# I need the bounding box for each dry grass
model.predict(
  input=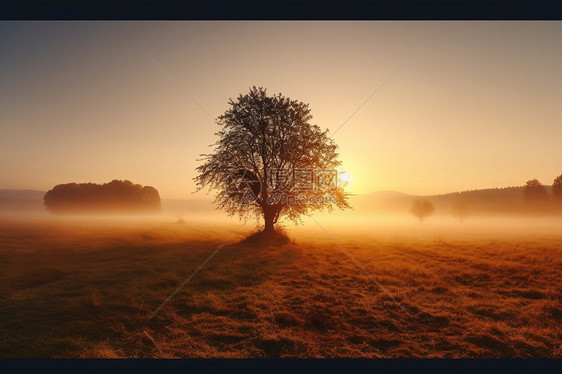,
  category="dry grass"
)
[0,215,560,358]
